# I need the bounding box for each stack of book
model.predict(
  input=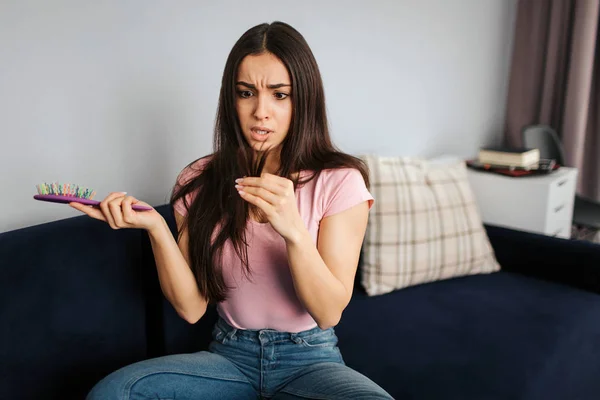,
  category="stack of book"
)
[477,146,540,168]
[467,146,557,177]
